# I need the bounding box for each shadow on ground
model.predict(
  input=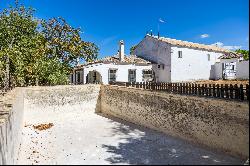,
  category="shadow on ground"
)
[97,113,244,165]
